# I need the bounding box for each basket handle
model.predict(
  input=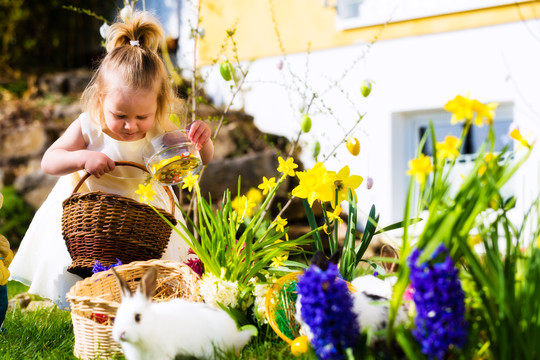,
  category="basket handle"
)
[72,160,175,215]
